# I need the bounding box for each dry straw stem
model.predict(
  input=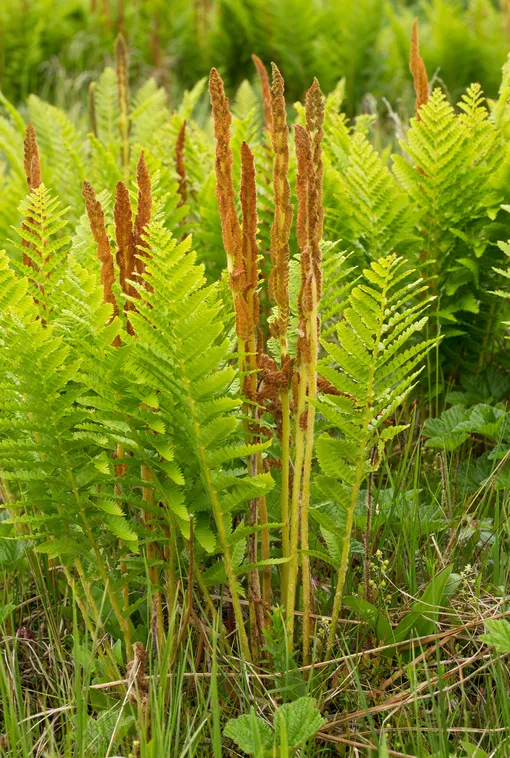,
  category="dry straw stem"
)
[133,150,152,281]
[286,79,324,664]
[115,34,130,176]
[269,63,293,600]
[410,18,429,118]
[252,54,273,132]
[209,68,242,275]
[82,180,118,317]
[175,120,188,207]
